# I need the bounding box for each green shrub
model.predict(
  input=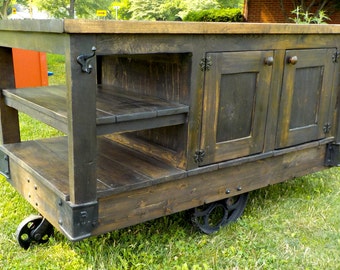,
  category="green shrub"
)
[183,8,244,22]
